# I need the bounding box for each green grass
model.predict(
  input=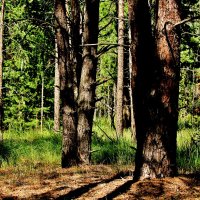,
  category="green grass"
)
[177,128,200,173]
[0,129,61,168]
[0,118,199,174]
